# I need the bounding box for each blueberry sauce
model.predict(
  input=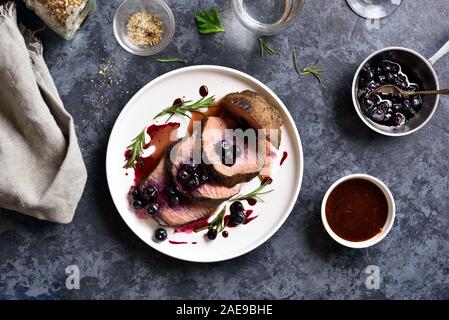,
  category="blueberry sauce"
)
[224,210,257,228]
[168,240,188,245]
[358,60,423,127]
[168,240,197,245]
[246,198,257,206]
[173,218,210,234]
[125,122,180,186]
[280,151,288,166]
